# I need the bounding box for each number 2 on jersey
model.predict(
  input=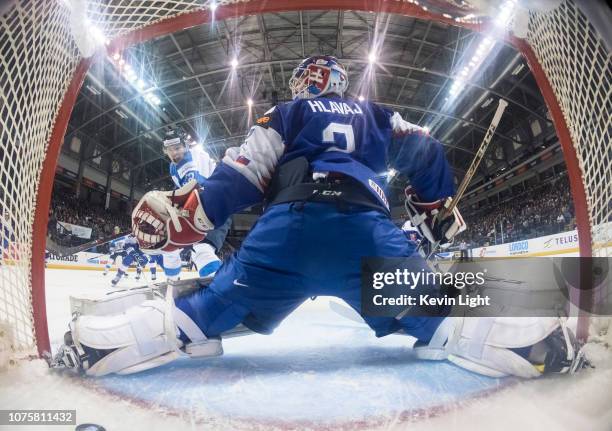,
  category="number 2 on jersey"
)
[322,122,355,153]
